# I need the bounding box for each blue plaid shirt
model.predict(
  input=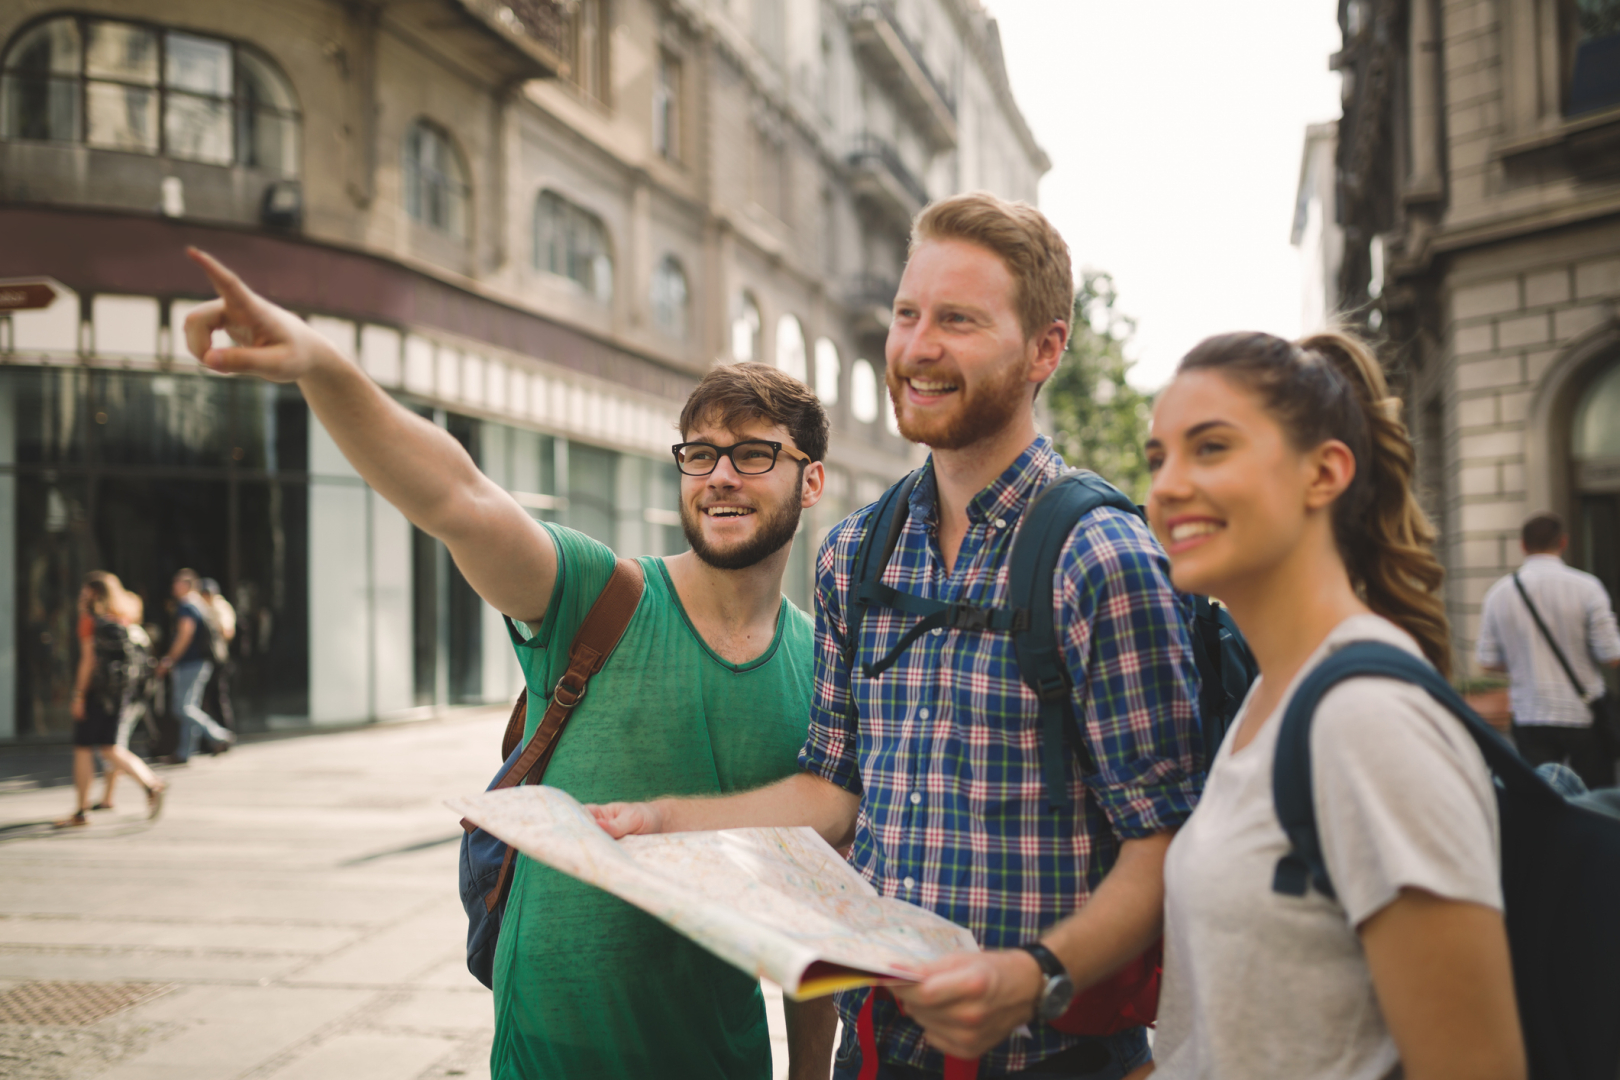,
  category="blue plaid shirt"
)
[799,436,1202,1074]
